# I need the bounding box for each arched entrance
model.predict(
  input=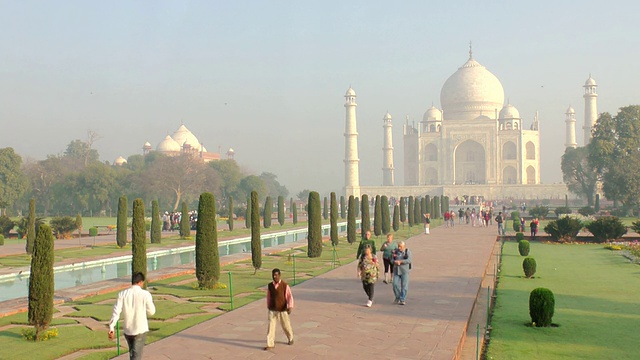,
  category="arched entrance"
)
[503,166,517,184]
[454,140,486,184]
